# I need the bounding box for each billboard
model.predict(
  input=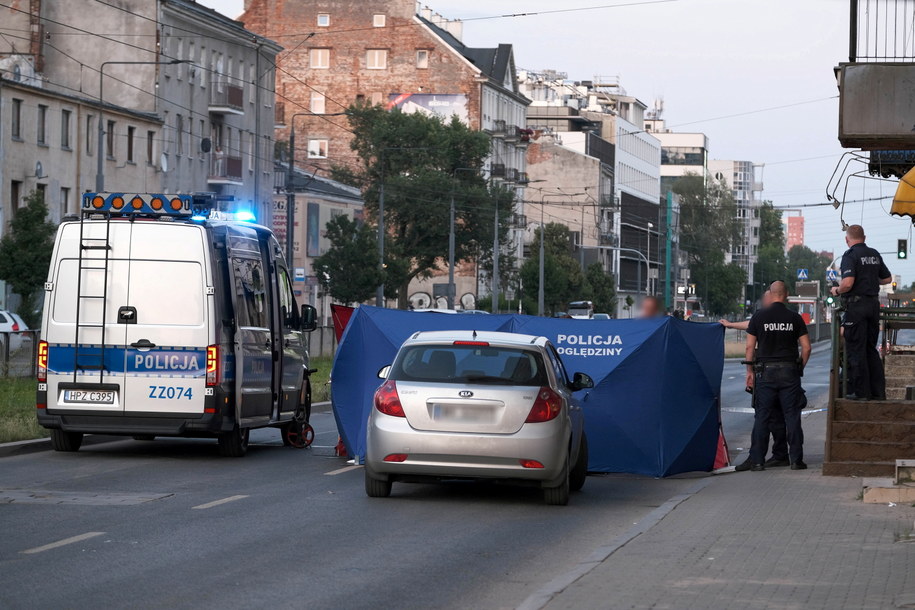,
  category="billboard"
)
[387,93,469,124]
